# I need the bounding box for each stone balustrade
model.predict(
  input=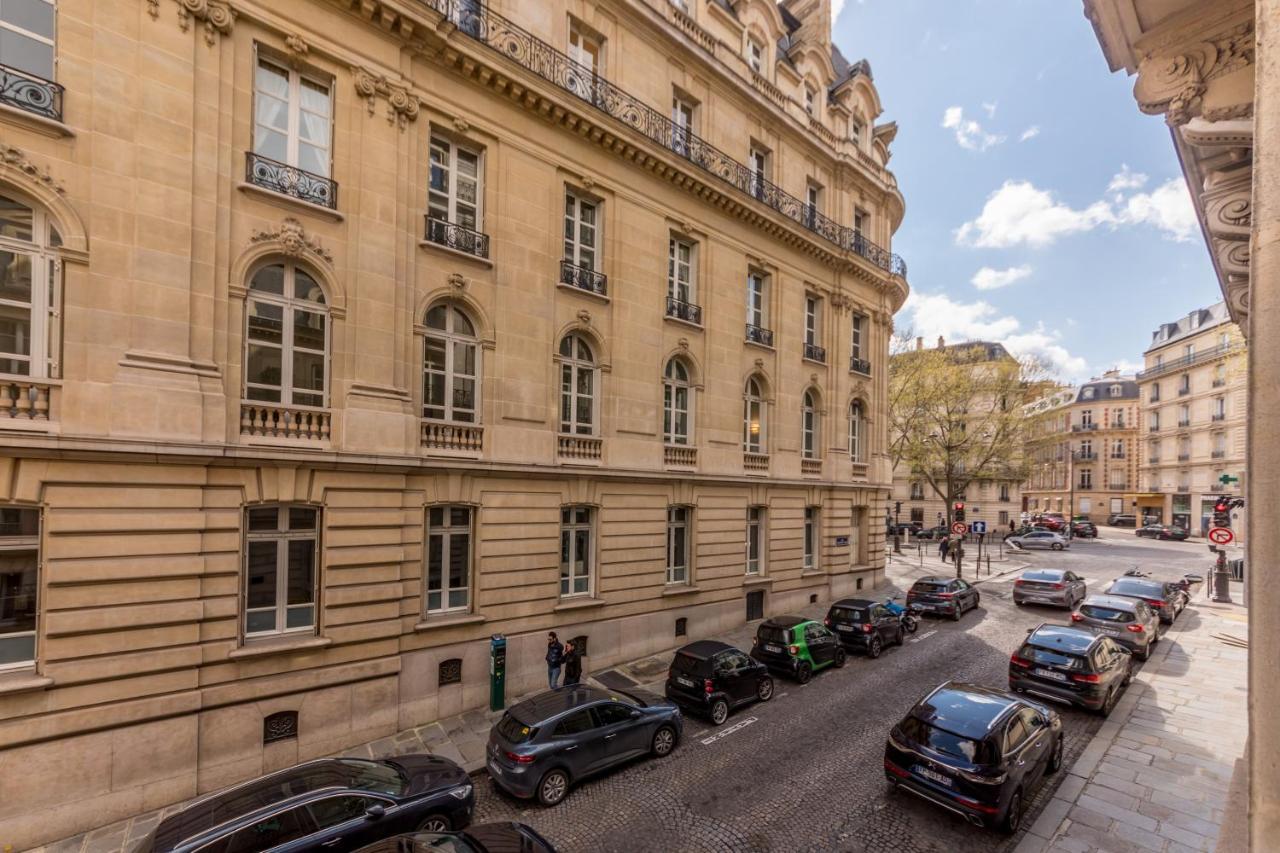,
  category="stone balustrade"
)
[558,435,603,461]
[744,452,770,473]
[664,445,697,468]
[801,457,822,476]
[240,402,331,441]
[851,461,869,481]
[421,421,484,453]
[0,378,54,423]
